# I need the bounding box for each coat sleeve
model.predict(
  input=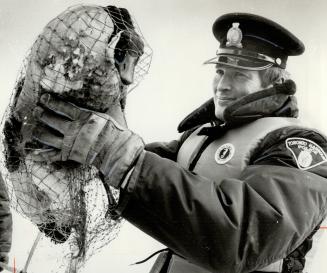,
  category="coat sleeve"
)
[144,140,180,161]
[0,173,12,254]
[144,129,195,160]
[117,127,327,273]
